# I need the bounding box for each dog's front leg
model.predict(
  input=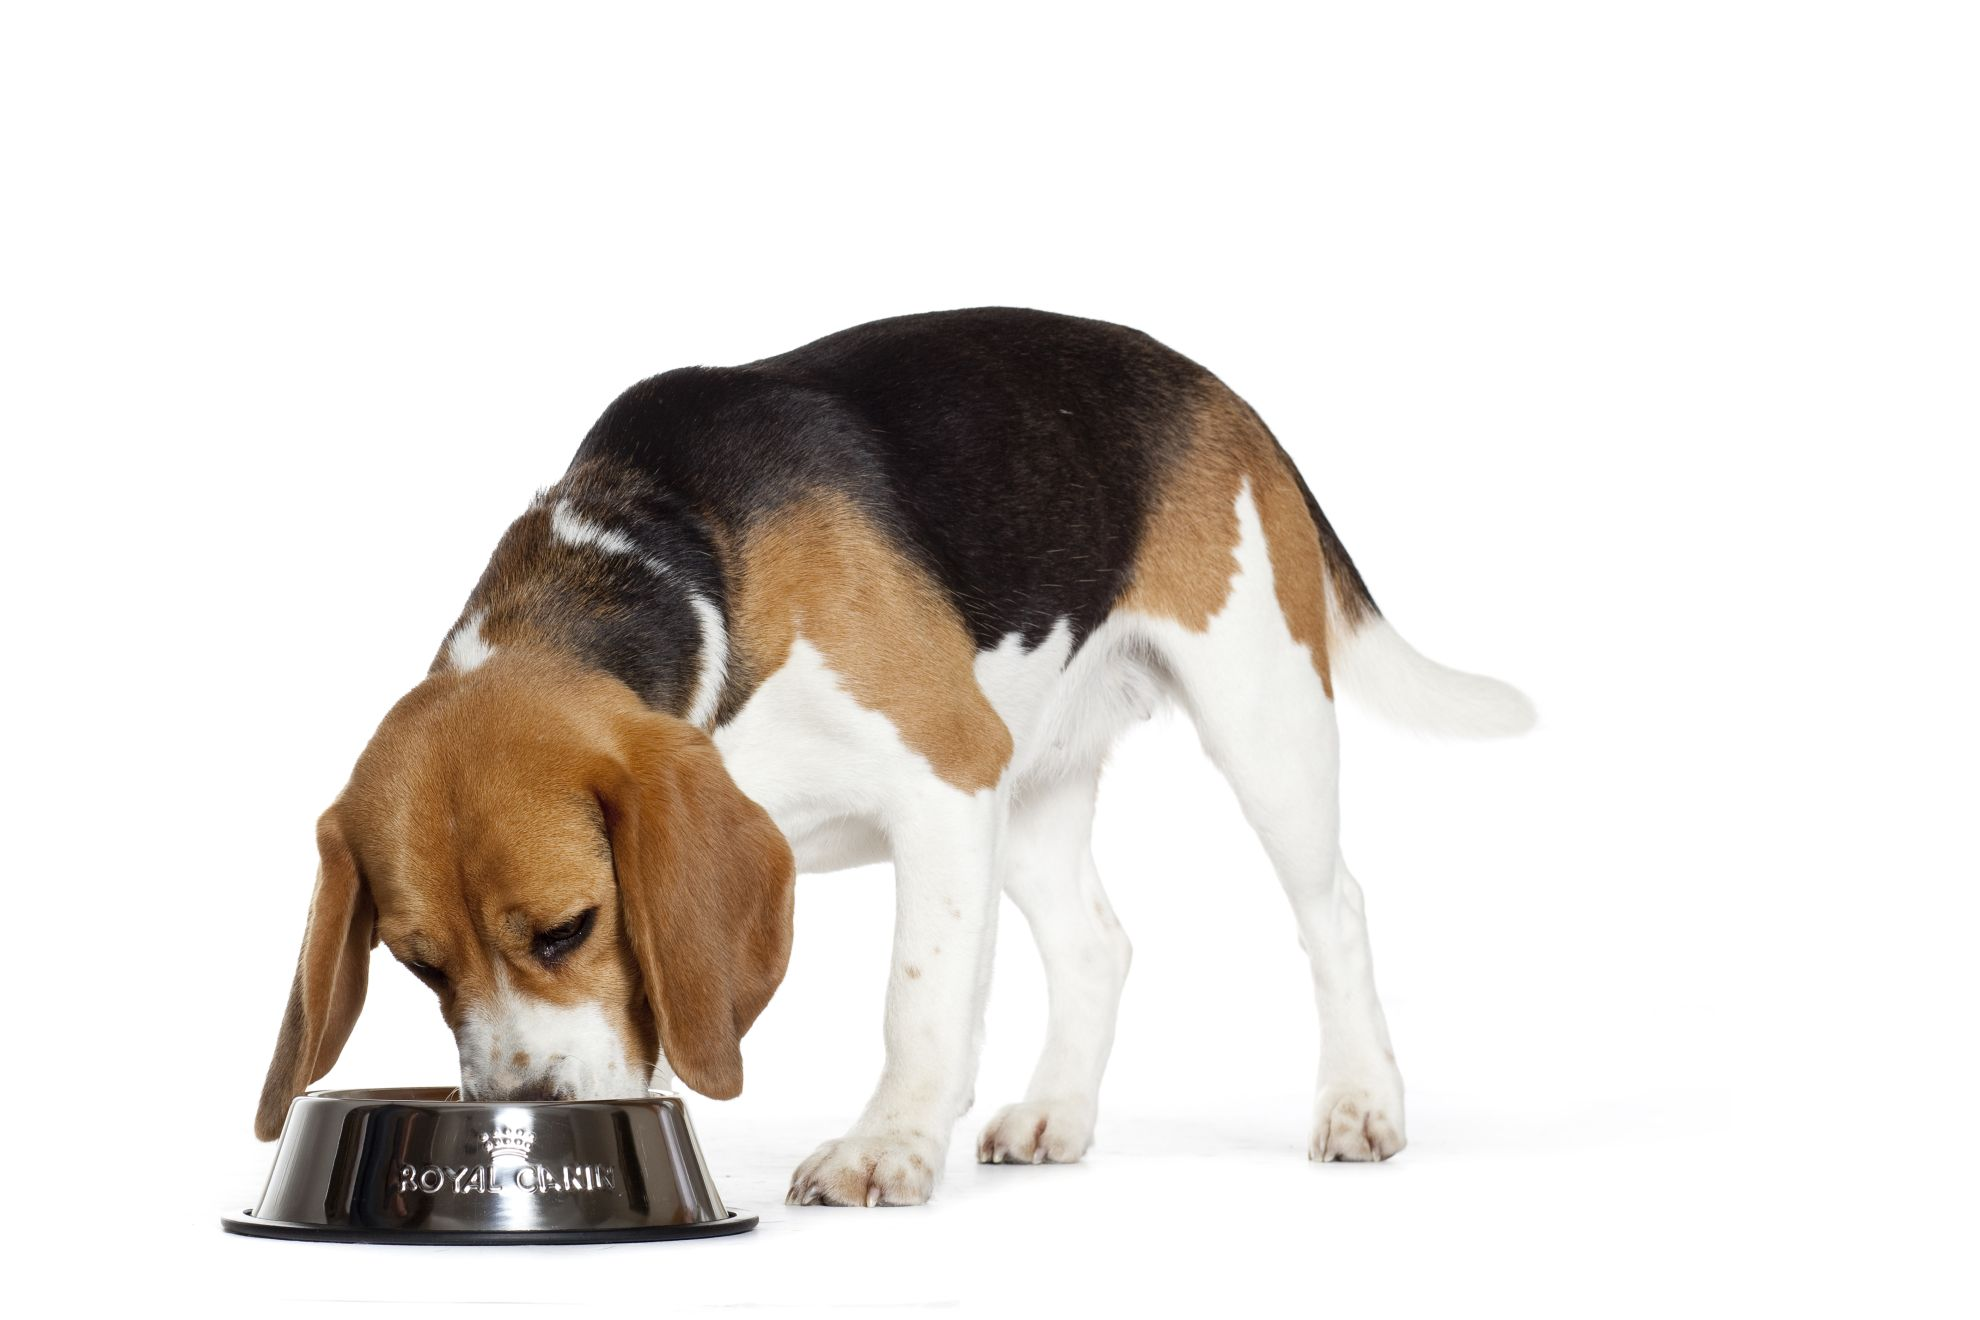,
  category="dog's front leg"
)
[788,790,1001,1207]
